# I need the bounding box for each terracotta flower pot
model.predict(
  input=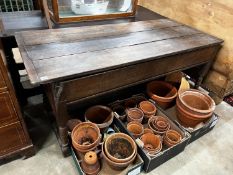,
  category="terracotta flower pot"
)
[148,116,170,135]
[140,133,162,155]
[144,128,154,134]
[112,105,127,121]
[127,108,144,123]
[127,121,144,138]
[81,151,100,175]
[147,81,178,109]
[178,89,215,116]
[104,133,137,164]
[102,144,137,171]
[67,119,82,132]
[72,122,101,153]
[85,105,114,131]
[139,101,157,121]
[164,130,182,148]
[176,89,215,127]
